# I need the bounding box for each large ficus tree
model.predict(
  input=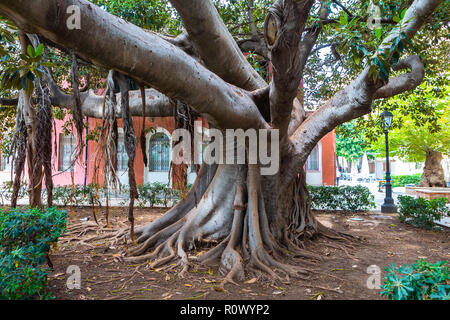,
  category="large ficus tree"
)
[0,0,445,282]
